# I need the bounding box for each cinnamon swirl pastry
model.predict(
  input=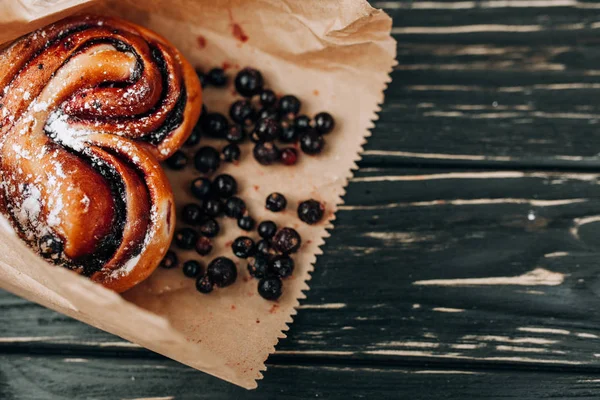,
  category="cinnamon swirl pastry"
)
[0,15,202,292]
